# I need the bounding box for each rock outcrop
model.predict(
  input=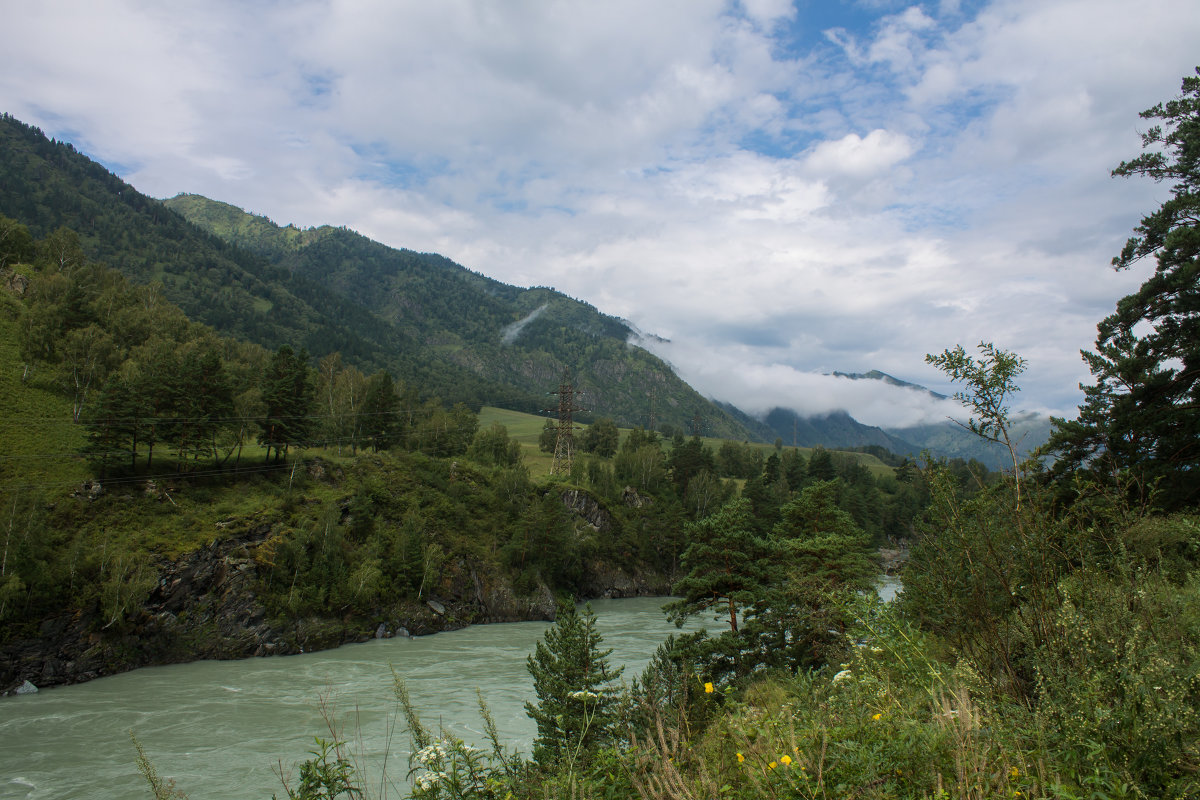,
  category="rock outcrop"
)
[2,485,669,695]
